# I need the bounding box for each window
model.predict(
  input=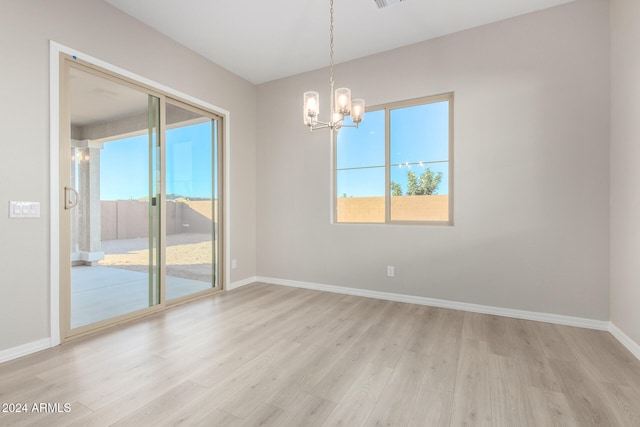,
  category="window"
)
[335,93,453,224]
